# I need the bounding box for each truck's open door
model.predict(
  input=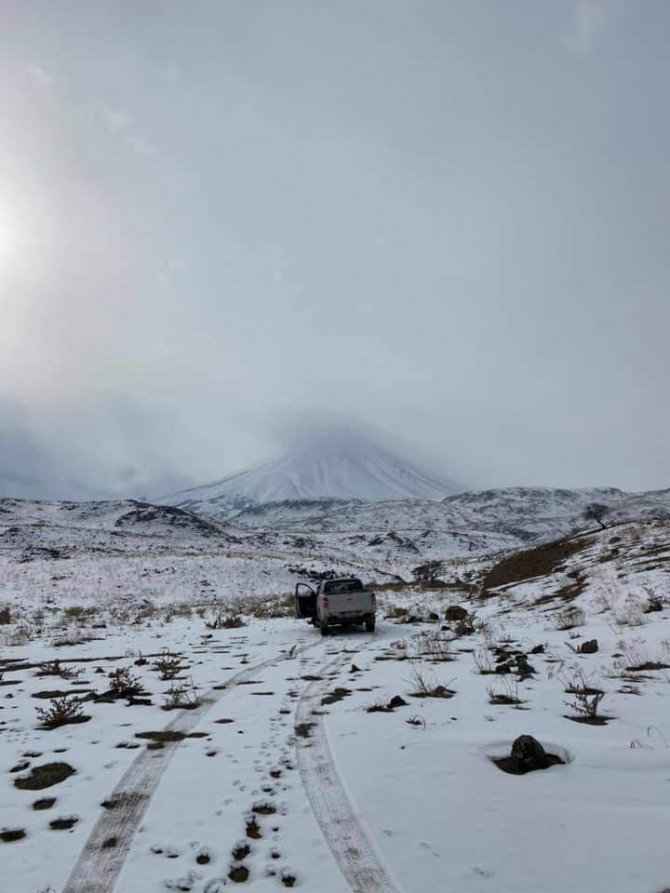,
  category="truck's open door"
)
[294,582,317,619]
